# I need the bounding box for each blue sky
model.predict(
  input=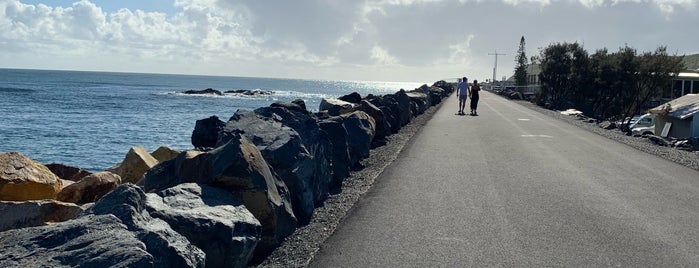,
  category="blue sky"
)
[1,0,698,82]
